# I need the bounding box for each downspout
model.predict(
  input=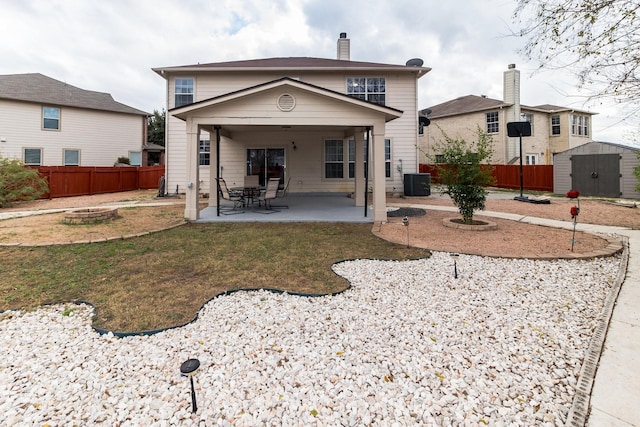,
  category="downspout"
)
[364,126,370,217]
[215,125,221,217]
